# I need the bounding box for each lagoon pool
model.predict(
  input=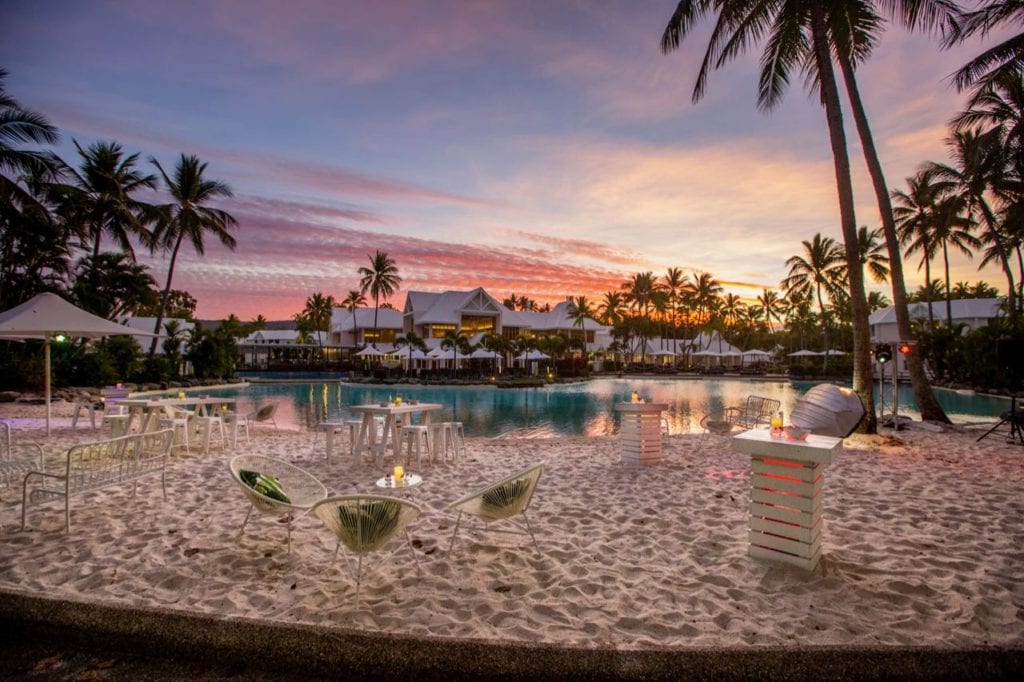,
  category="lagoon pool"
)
[201,378,1010,439]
